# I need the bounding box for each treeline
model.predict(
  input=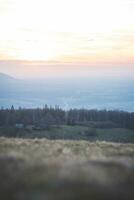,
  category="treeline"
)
[0,105,134,129]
